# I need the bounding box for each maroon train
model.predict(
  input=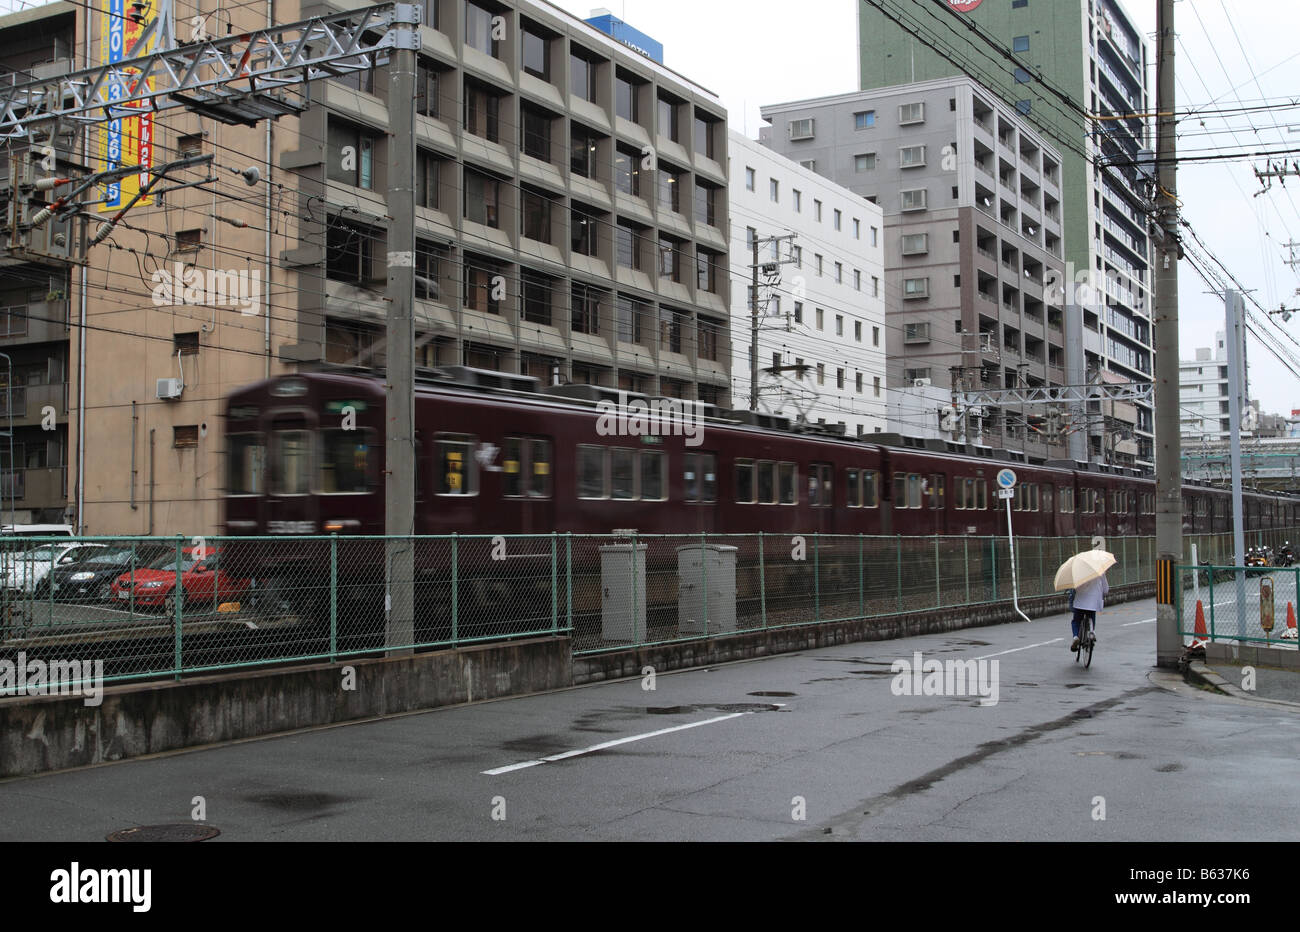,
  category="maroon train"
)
[221,367,1298,542]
